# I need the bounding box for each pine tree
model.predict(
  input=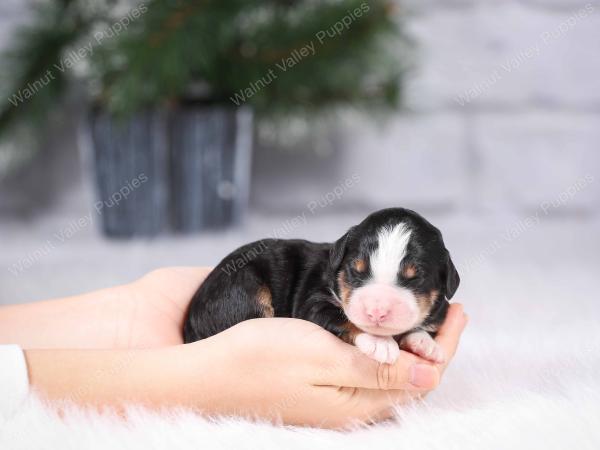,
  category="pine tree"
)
[0,0,409,138]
